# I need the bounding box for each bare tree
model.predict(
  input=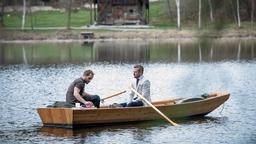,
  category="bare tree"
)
[236,0,241,27]
[208,0,214,22]
[22,0,26,30]
[90,0,92,25]
[251,0,254,27]
[0,0,6,27]
[229,0,238,24]
[28,0,33,30]
[198,0,201,29]
[166,0,172,20]
[66,0,72,29]
[175,0,181,29]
